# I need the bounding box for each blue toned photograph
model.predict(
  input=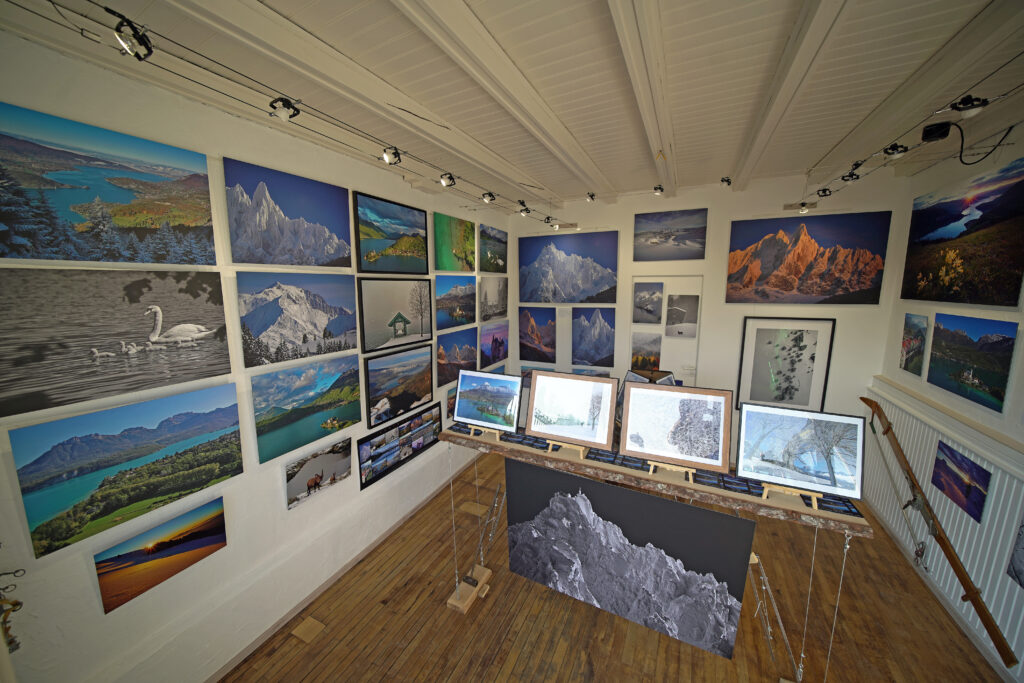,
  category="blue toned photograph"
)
[727,211,891,304]
[519,231,618,303]
[480,320,509,367]
[572,307,615,367]
[927,313,1017,413]
[9,383,241,558]
[365,345,433,427]
[237,271,356,367]
[633,208,707,261]
[252,355,361,463]
[353,192,428,274]
[435,274,476,330]
[224,157,350,266]
[930,441,990,523]
[437,326,477,386]
[0,101,213,263]
[454,369,522,432]
[519,306,556,363]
